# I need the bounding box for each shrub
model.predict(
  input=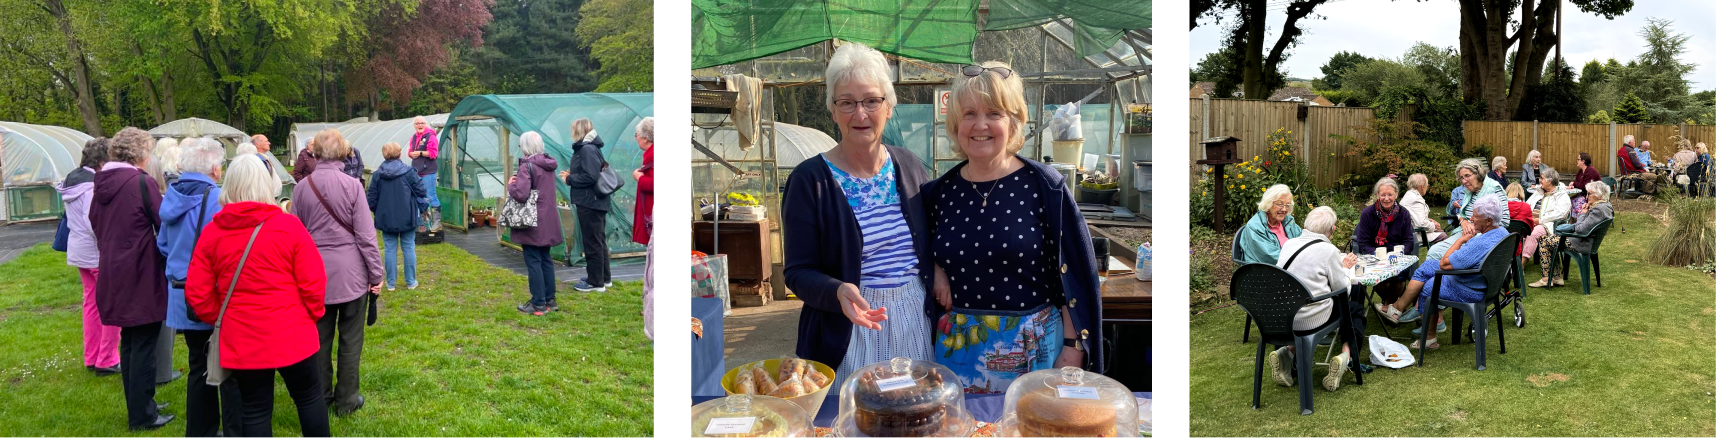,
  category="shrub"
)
[1648,188,1716,267]
[1330,118,1467,205]
[1190,128,1307,228]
